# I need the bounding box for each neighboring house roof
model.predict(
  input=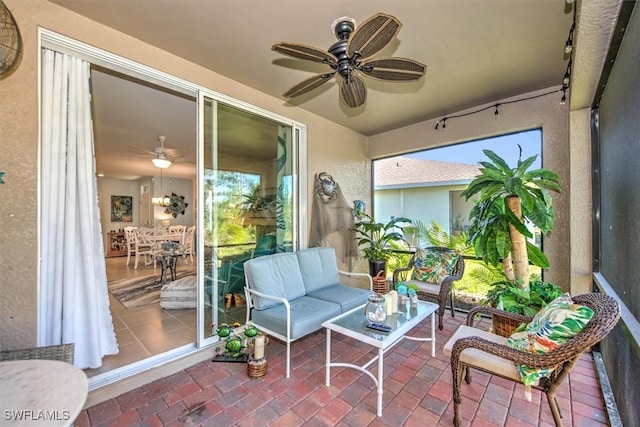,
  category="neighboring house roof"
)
[375,156,481,189]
